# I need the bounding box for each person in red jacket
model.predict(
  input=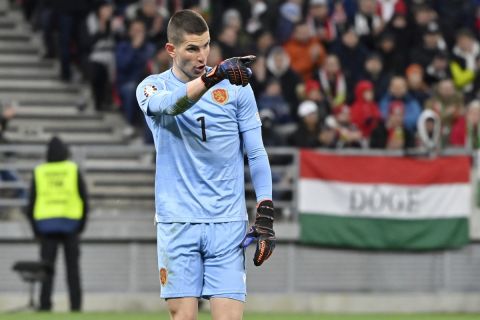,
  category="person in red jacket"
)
[350,80,382,138]
[450,99,480,148]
